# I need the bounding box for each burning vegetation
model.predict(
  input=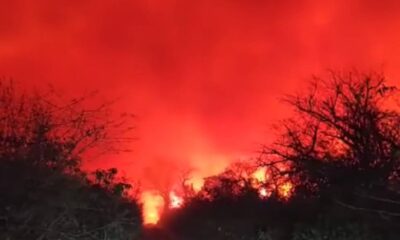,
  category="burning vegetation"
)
[141,72,400,240]
[140,163,294,225]
[1,71,400,240]
[143,72,400,240]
